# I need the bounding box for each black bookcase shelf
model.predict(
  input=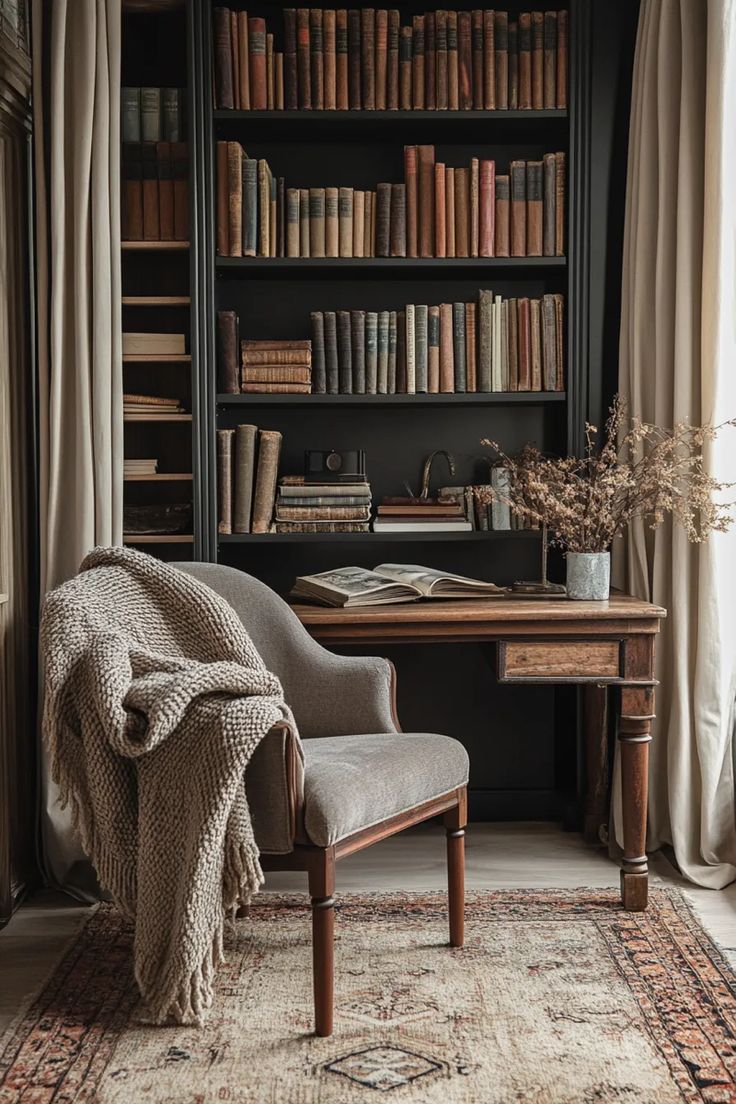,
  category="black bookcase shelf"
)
[219,531,540,545]
[214,109,568,123]
[216,257,566,275]
[217,392,567,407]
